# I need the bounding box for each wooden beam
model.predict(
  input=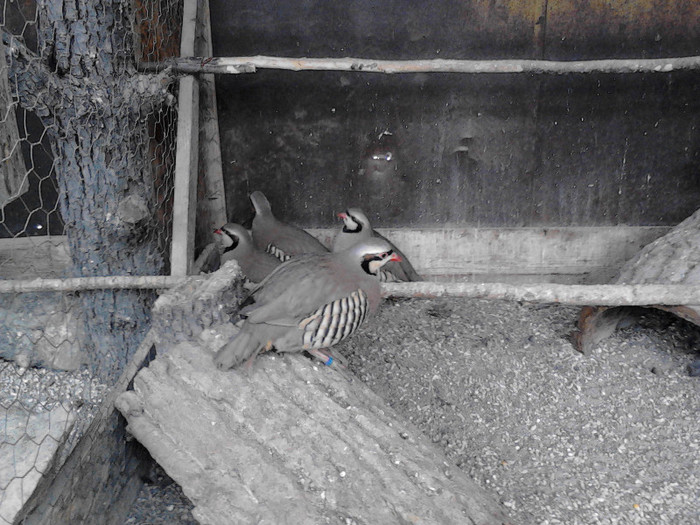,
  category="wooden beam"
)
[140,54,700,76]
[179,0,197,57]
[0,236,71,278]
[170,75,199,276]
[382,282,700,306]
[170,0,199,276]
[194,0,227,251]
[0,275,183,293]
[0,274,698,306]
